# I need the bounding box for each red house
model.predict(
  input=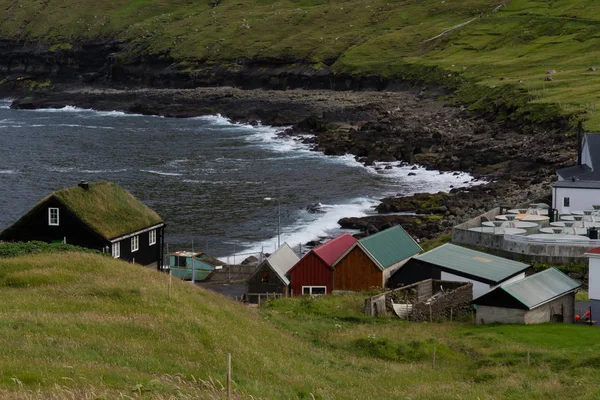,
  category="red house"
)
[288,233,357,296]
